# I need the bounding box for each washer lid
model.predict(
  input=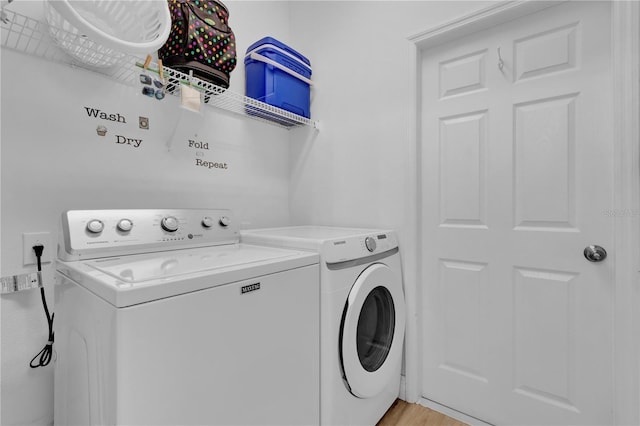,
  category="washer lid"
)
[56,244,318,308]
[88,244,295,283]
